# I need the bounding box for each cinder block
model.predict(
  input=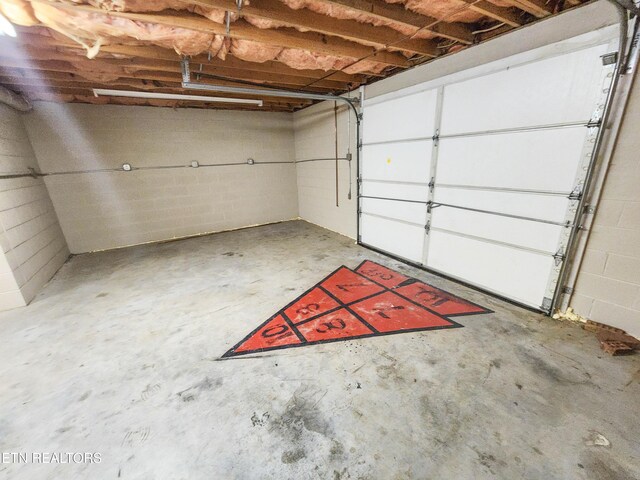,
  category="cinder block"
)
[590,300,640,338]
[586,226,640,259]
[592,200,624,227]
[603,254,640,285]
[570,293,594,317]
[579,249,607,275]
[619,201,640,228]
[575,272,640,308]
